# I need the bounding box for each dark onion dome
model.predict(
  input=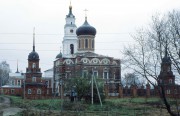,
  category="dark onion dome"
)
[162,56,171,63]
[56,51,62,59]
[76,17,96,36]
[66,5,75,18]
[28,51,39,60]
